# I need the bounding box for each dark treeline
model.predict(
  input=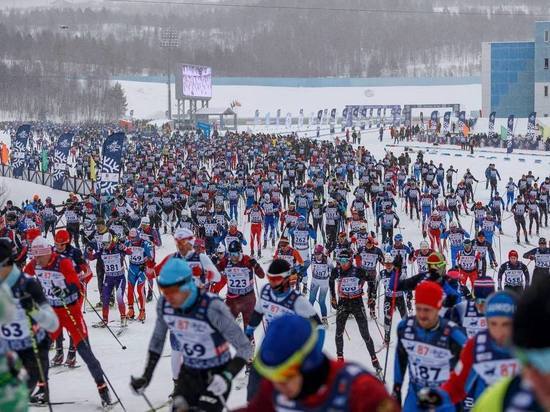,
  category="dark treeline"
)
[0,0,547,77]
[0,61,127,121]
